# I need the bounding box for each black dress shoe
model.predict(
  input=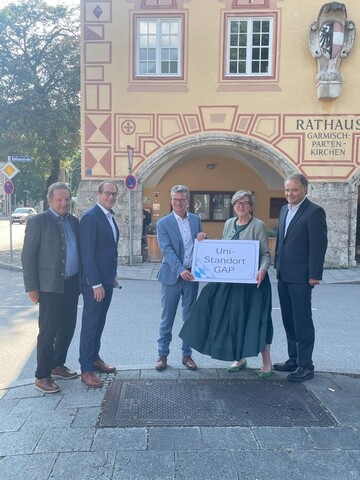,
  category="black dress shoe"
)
[273,359,298,372]
[287,366,314,382]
